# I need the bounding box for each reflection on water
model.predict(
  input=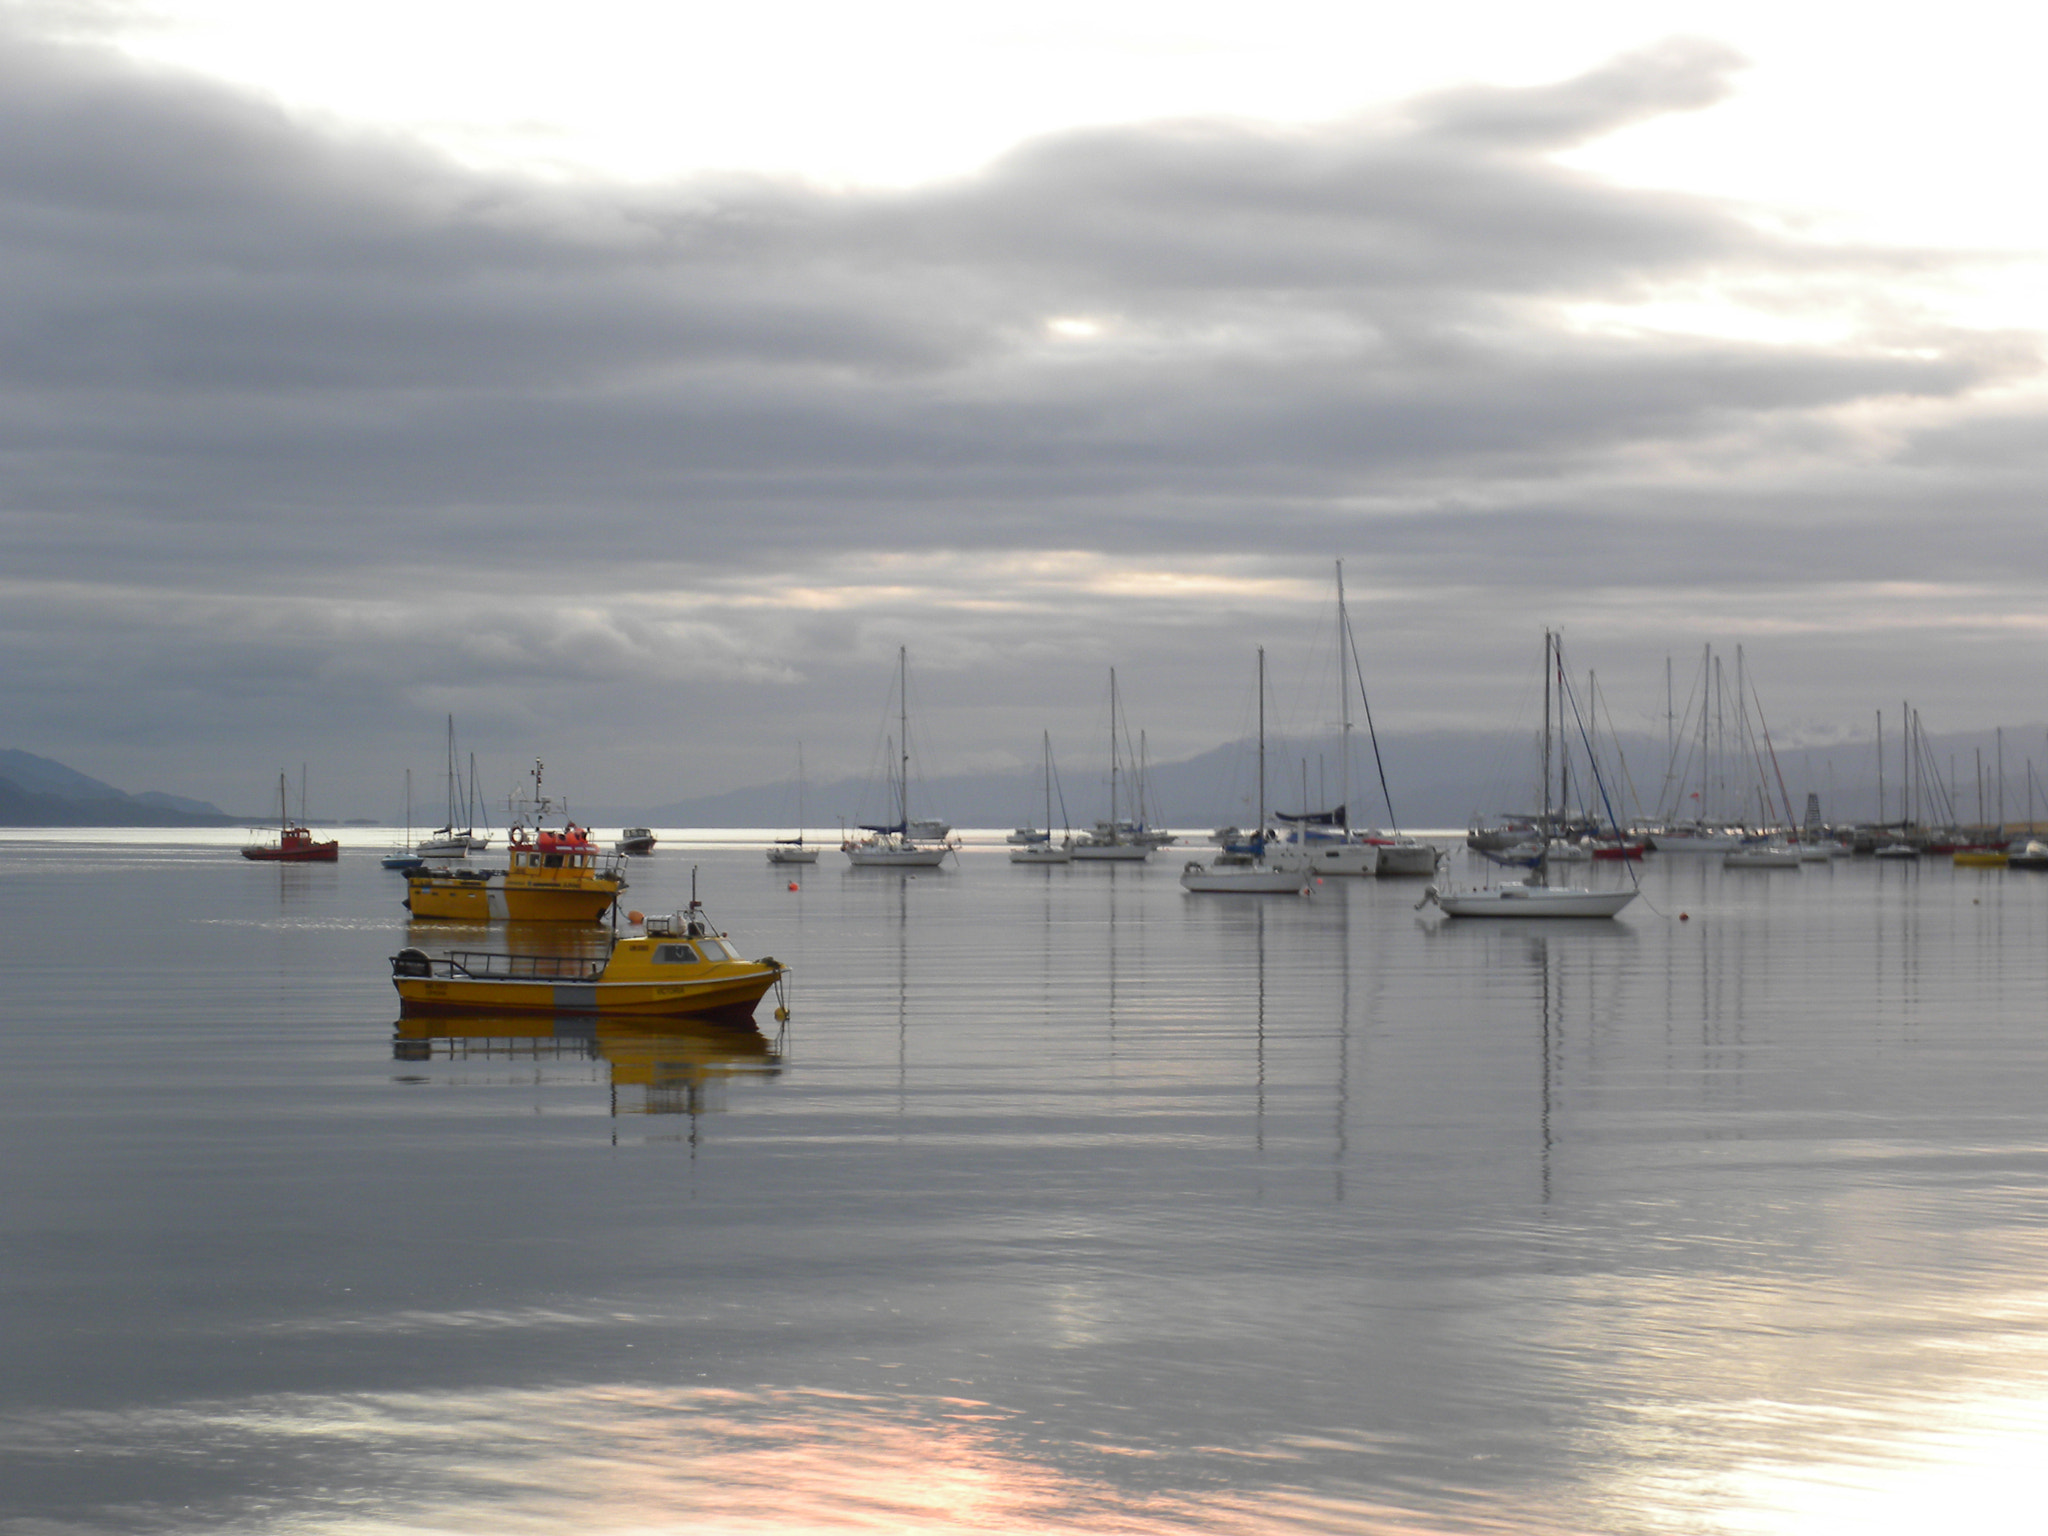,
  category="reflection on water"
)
[6,842,2048,1532]
[392,918,784,1123]
[392,1013,782,1122]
